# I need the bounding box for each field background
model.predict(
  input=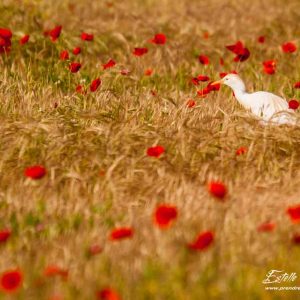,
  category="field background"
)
[1,0,300,299]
